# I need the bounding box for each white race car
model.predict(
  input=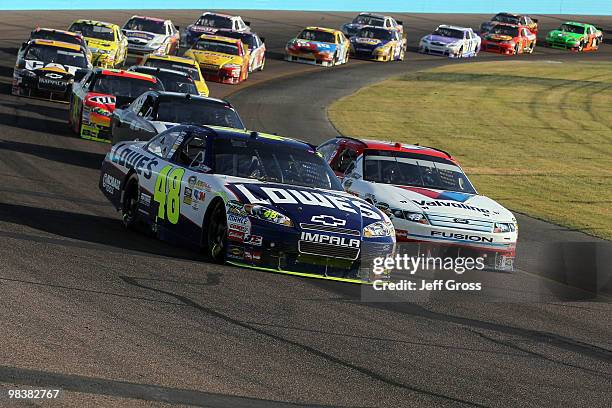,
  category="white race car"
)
[317,137,518,271]
[419,25,481,58]
[122,15,180,59]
